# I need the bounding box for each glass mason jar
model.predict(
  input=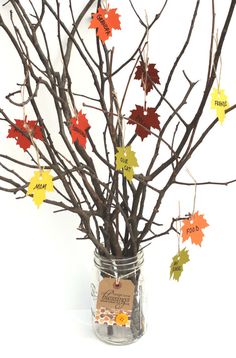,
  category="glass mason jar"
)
[91,250,145,345]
